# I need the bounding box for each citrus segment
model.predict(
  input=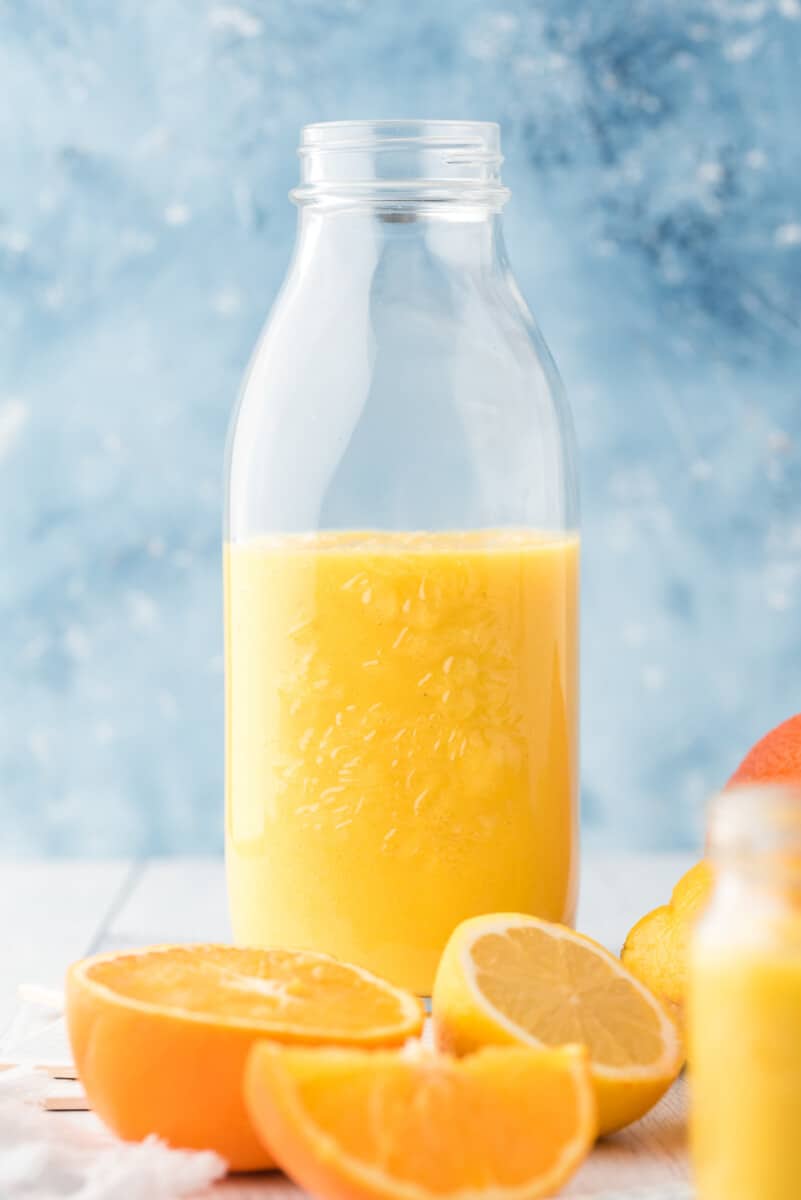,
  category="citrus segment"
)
[66,944,424,1170]
[432,914,683,1135]
[245,1043,596,1200]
